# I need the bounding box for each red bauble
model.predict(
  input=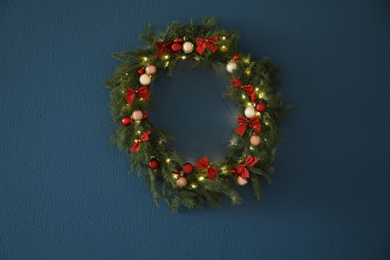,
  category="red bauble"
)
[171,43,182,52]
[233,54,240,60]
[173,169,180,174]
[137,68,145,75]
[182,163,193,174]
[177,37,184,43]
[255,102,267,112]
[121,117,132,126]
[231,168,237,174]
[143,113,148,120]
[148,158,159,170]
